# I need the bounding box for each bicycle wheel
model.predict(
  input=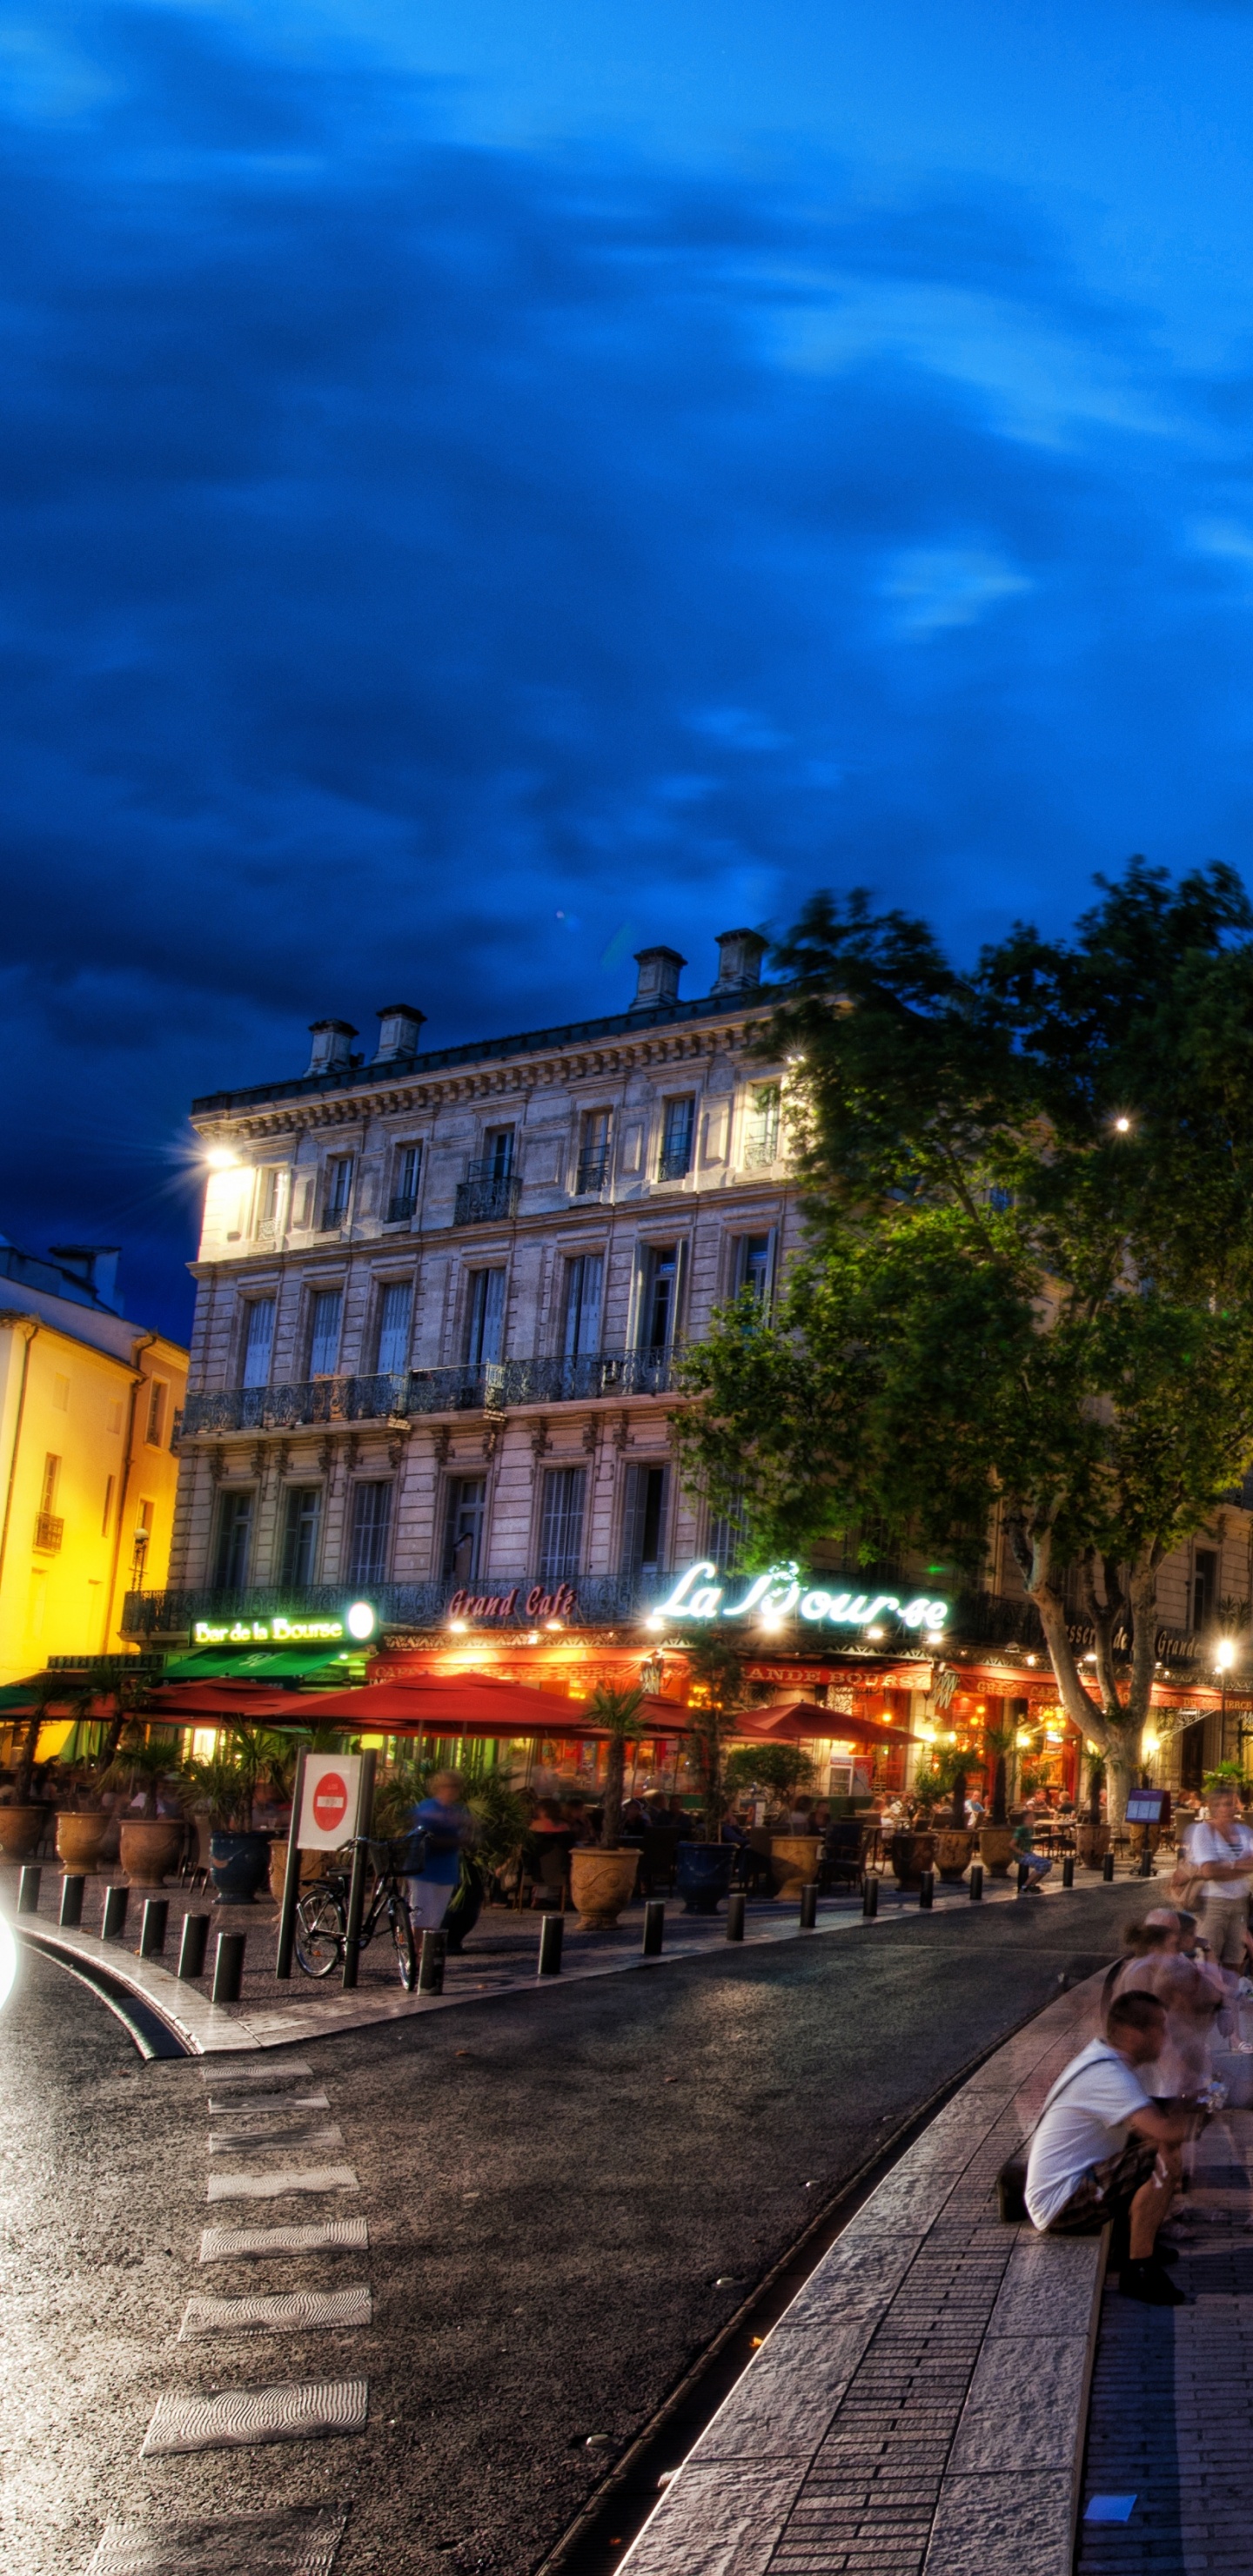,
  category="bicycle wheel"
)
[389,1893,417,1992]
[294,1883,346,1977]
